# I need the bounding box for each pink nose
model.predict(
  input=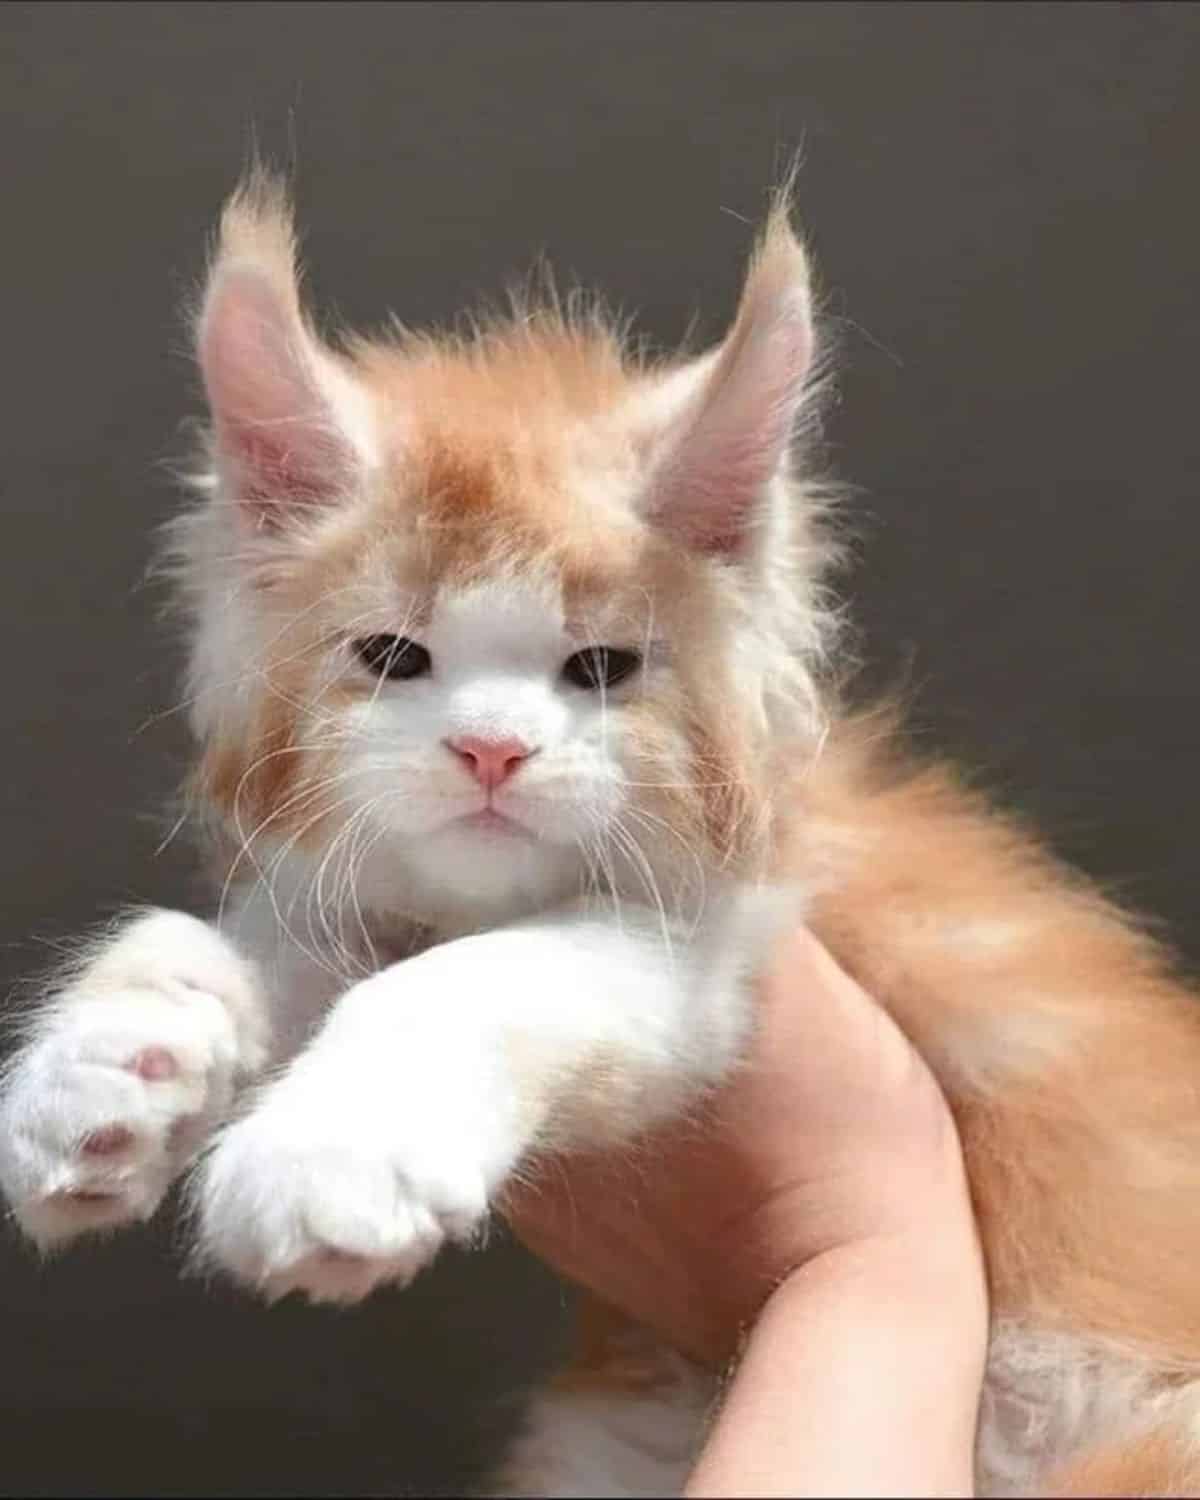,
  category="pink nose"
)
[445,734,533,790]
